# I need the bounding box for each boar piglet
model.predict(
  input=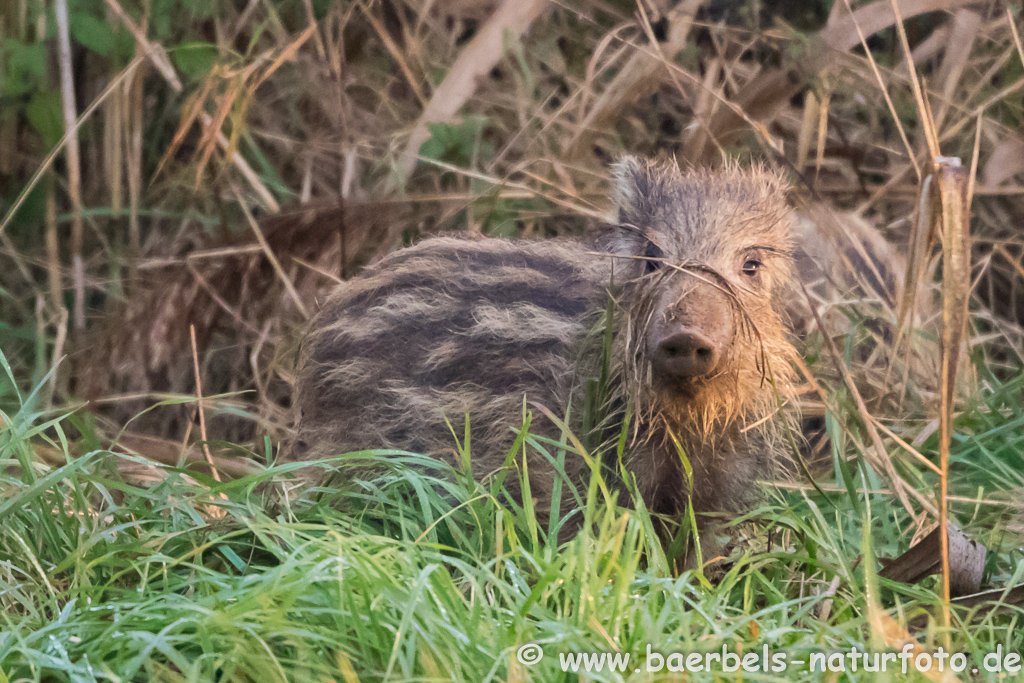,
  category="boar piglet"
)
[293,156,797,548]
